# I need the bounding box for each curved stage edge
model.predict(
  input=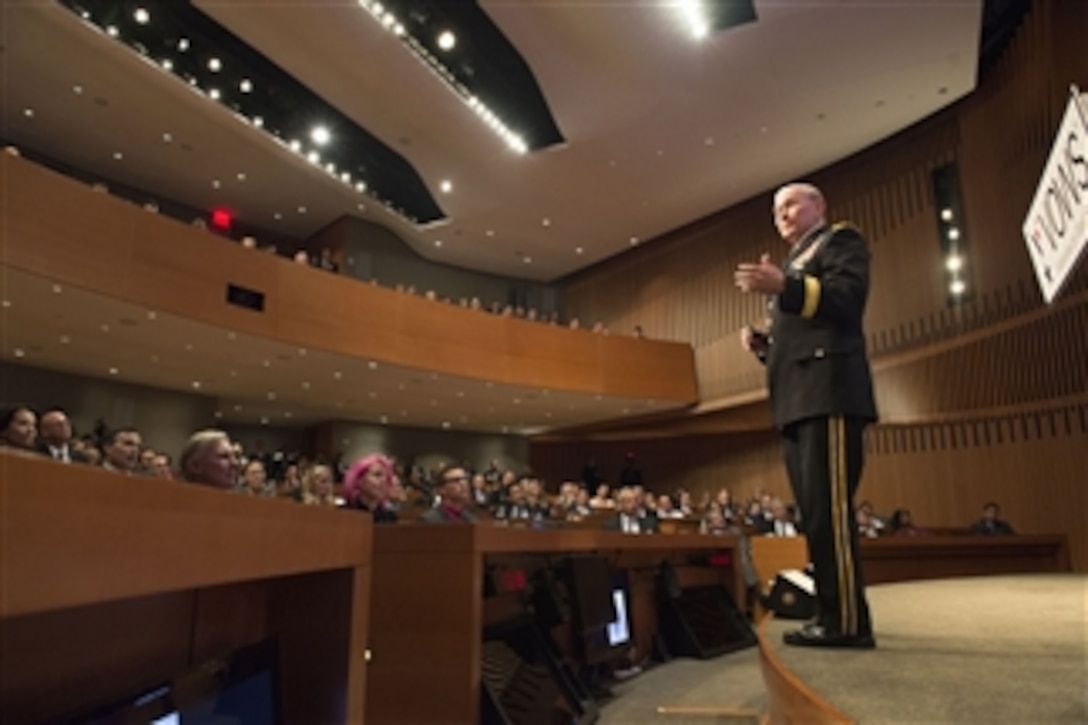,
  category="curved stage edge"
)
[756,574,1087,725]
